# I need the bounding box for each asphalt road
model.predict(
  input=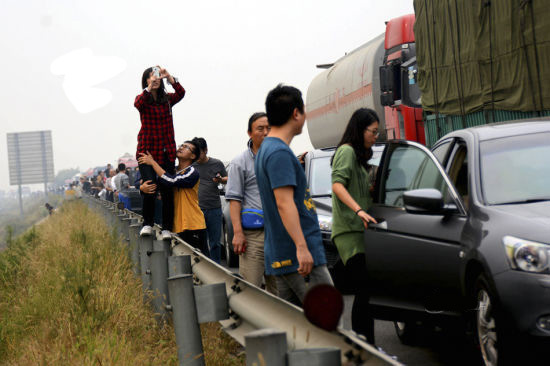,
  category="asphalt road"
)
[224,259,481,366]
[341,296,481,366]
